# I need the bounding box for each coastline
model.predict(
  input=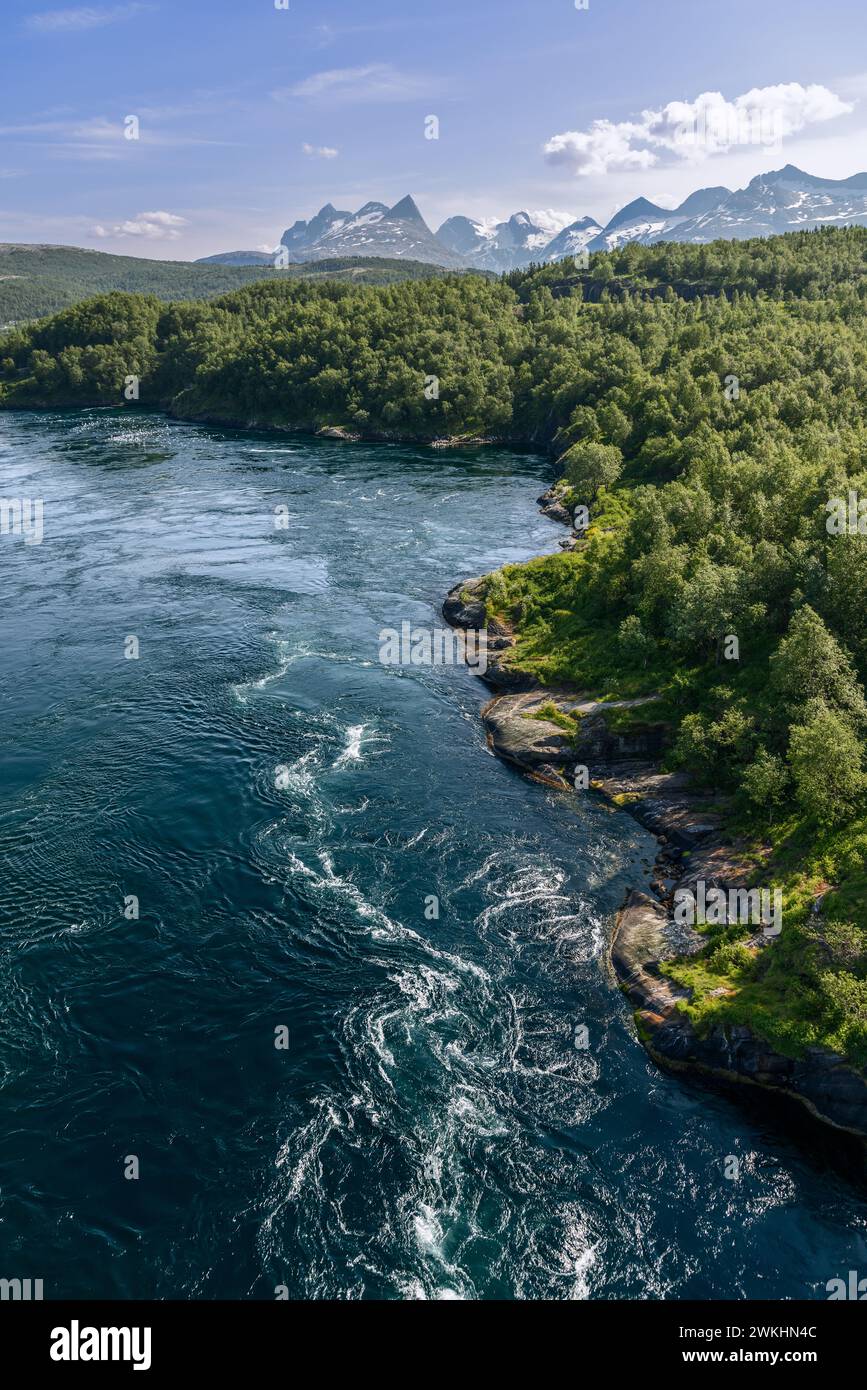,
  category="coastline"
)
[0,396,537,450]
[443,510,867,1145]
[7,400,865,1142]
